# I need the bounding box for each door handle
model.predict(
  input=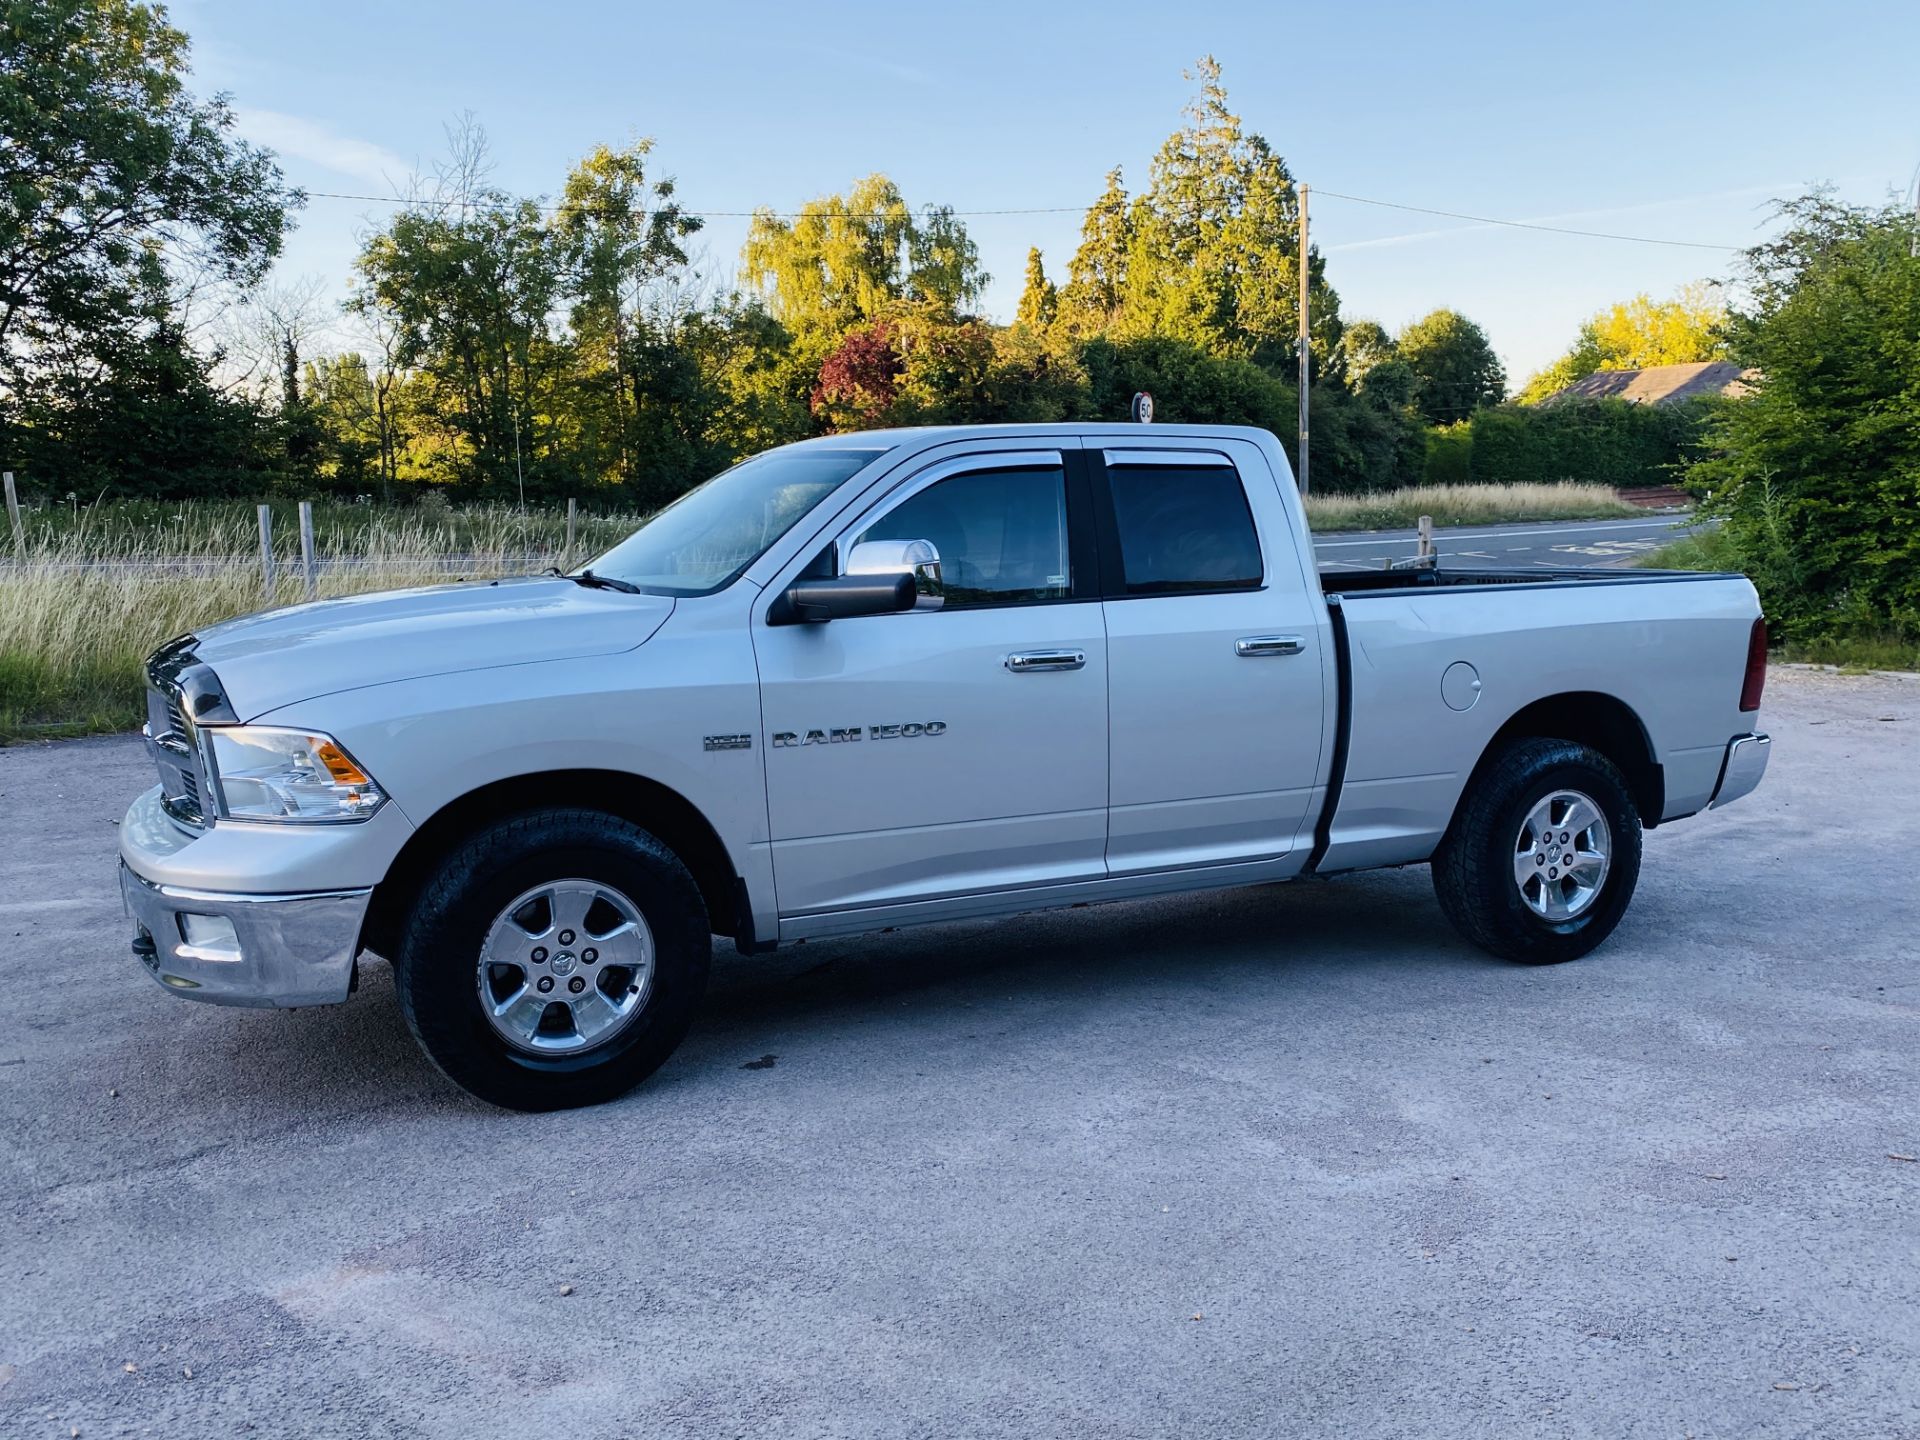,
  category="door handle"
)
[1236,635,1305,658]
[1005,649,1087,672]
